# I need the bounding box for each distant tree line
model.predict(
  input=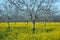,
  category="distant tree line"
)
[0,15,60,22]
